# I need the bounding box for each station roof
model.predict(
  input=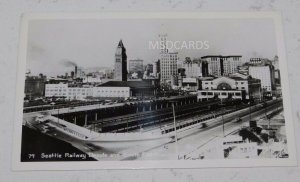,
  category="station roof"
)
[98,81,154,88]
